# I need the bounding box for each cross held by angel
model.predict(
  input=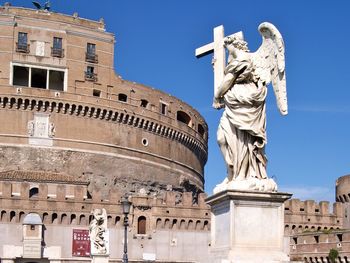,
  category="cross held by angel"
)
[196,22,287,193]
